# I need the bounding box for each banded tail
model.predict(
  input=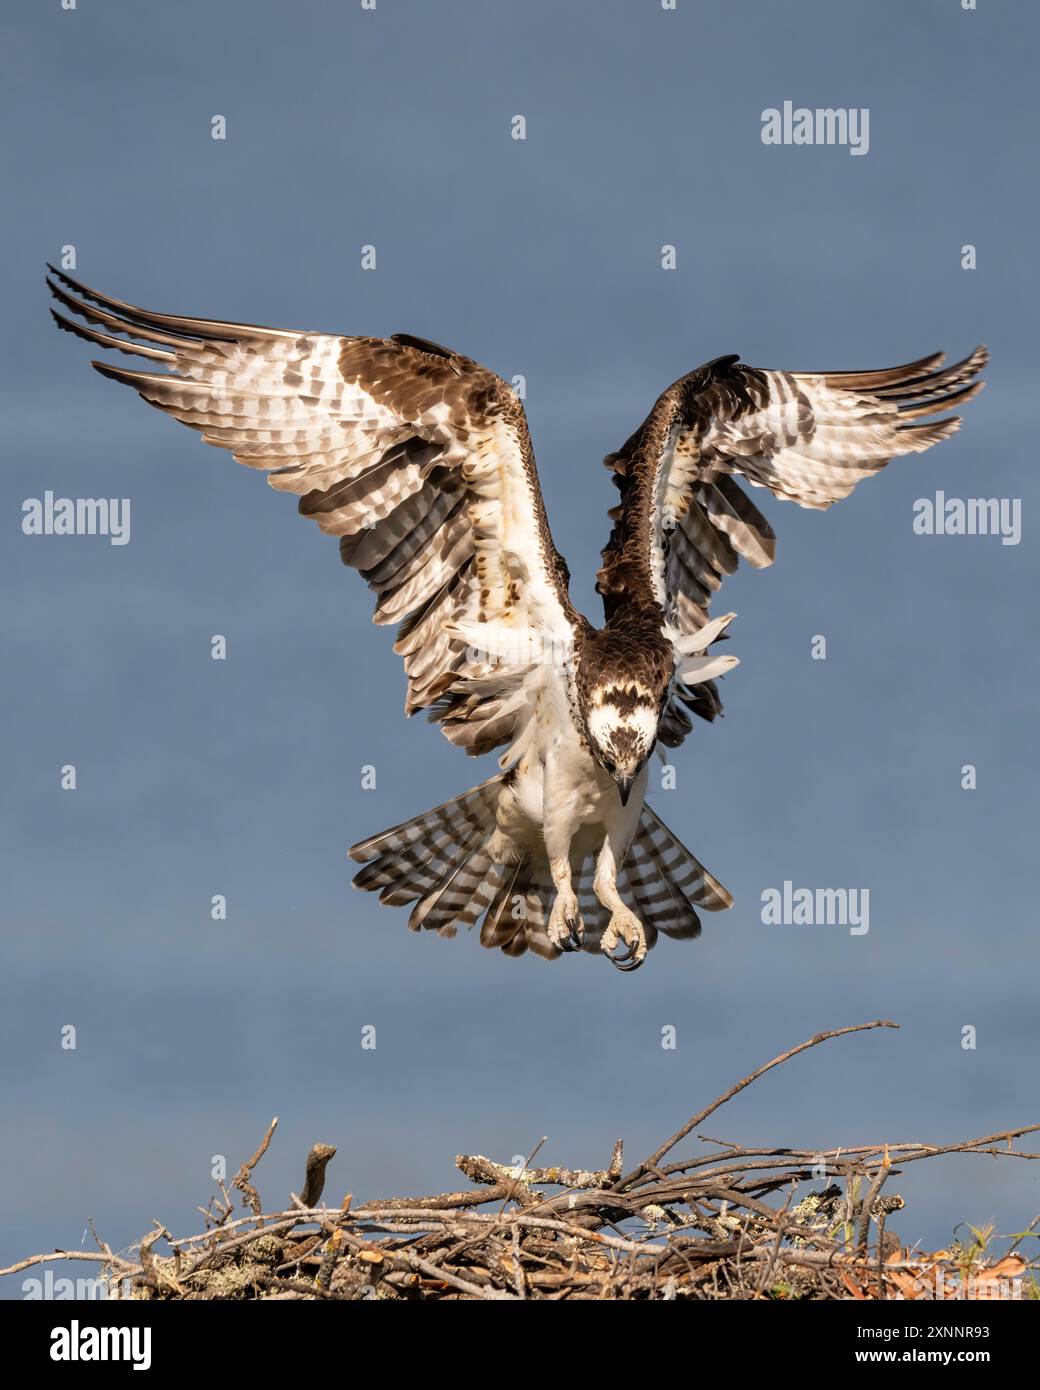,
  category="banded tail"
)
[348,775,732,960]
